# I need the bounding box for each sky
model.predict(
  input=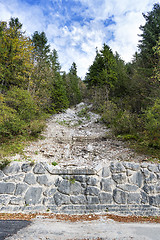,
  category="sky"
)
[0,0,159,78]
